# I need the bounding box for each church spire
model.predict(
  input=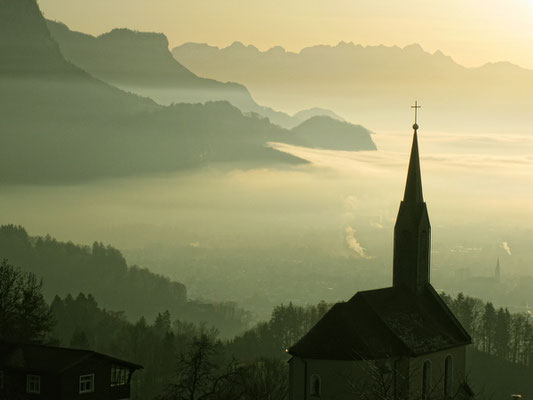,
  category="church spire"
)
[403,129,424,203]
[393,102,431,293]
